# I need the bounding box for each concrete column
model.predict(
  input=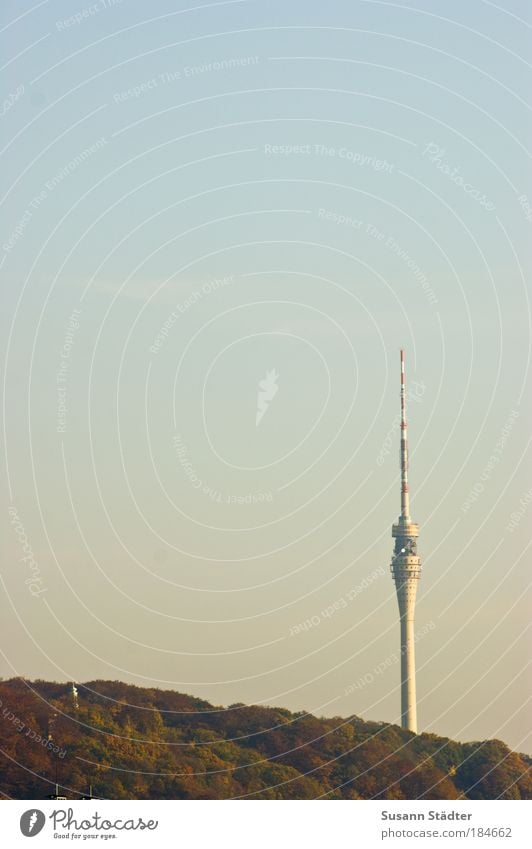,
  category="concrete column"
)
[399,601,417,733]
